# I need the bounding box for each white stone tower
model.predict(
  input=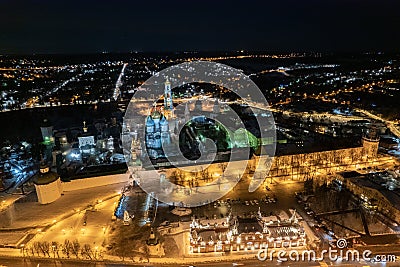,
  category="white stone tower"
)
[184,102,190,121]
[164,78,173,110]
[362,127,379,159]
